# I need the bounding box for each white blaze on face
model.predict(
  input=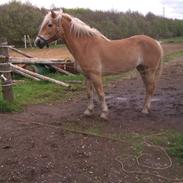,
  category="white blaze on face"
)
[40,13,50,31]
